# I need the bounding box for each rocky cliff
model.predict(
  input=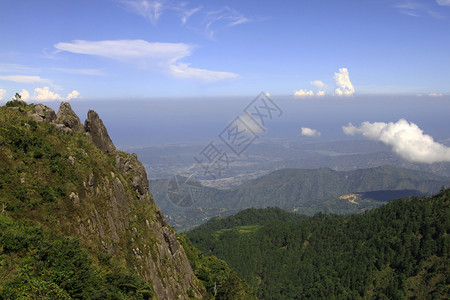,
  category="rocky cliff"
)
[2,101,203,299]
